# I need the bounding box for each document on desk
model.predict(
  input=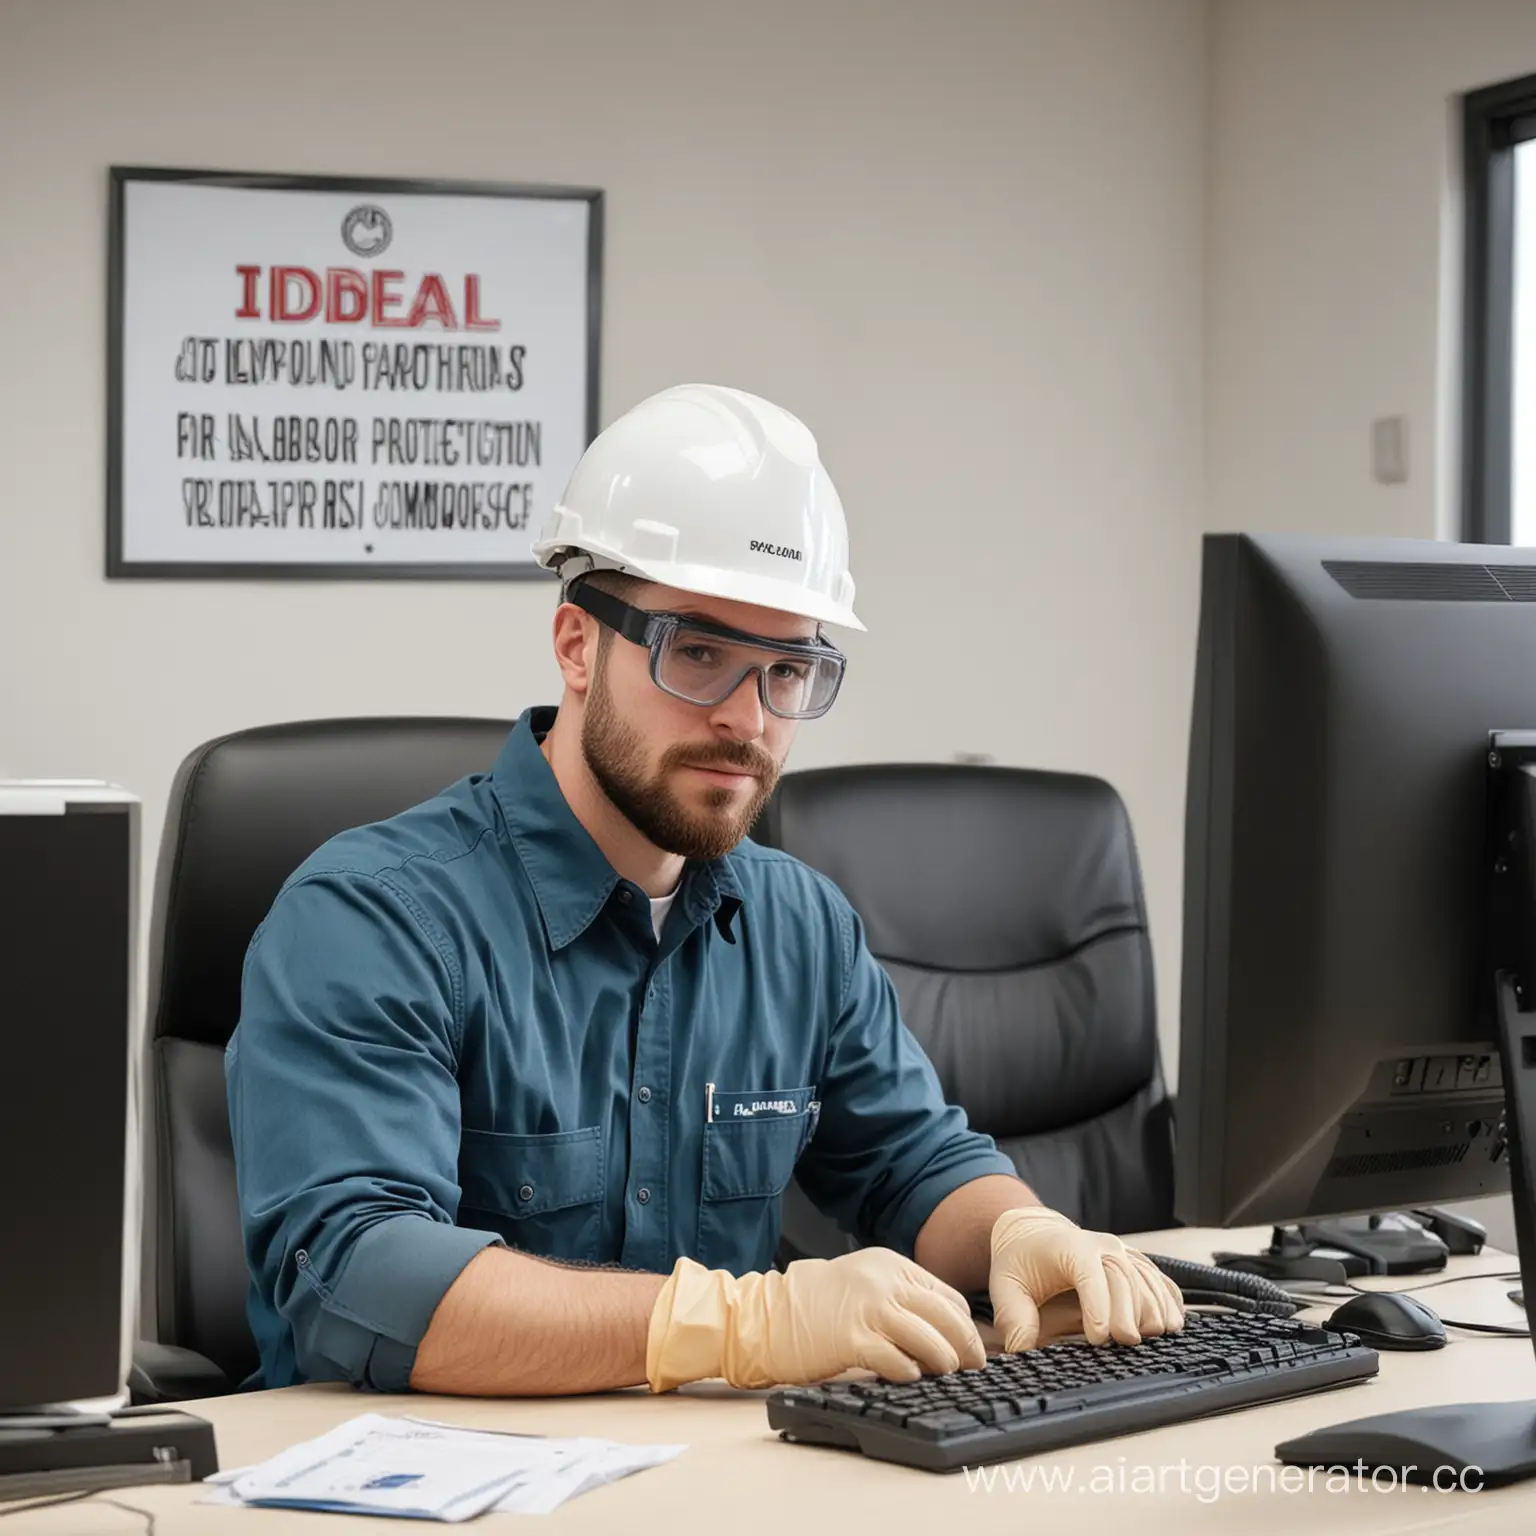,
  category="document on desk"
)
[201,1413,686,1520]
